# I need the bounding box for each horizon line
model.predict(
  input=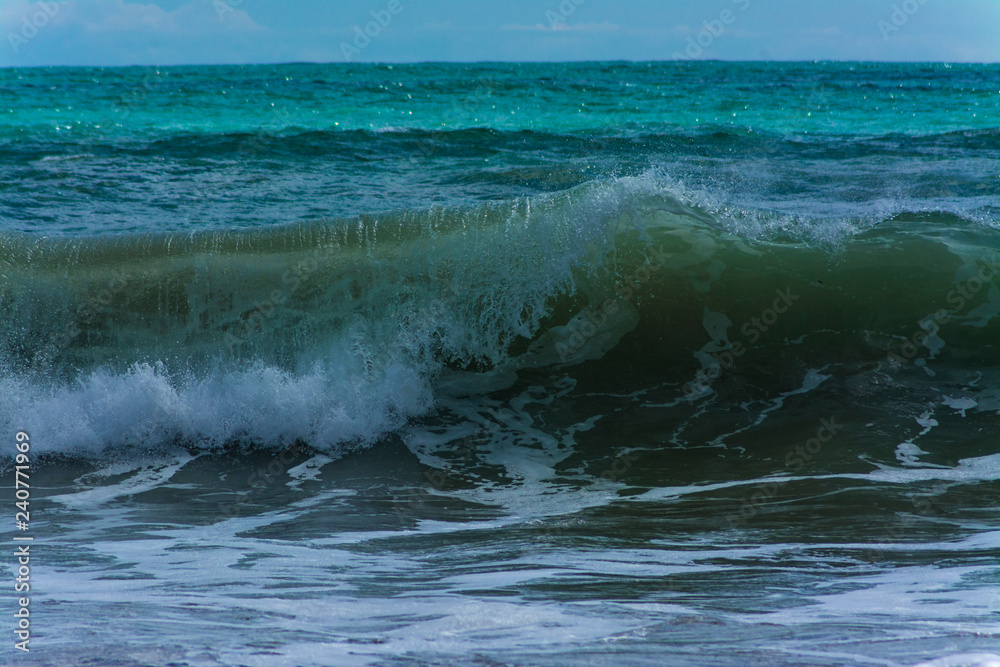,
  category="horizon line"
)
[3,58,999,70]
